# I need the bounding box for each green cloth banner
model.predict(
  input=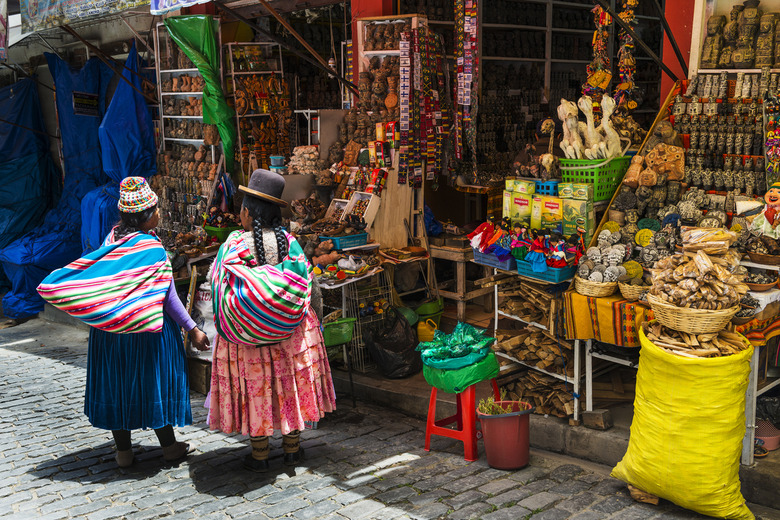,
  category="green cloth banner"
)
[164,15,237,182]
